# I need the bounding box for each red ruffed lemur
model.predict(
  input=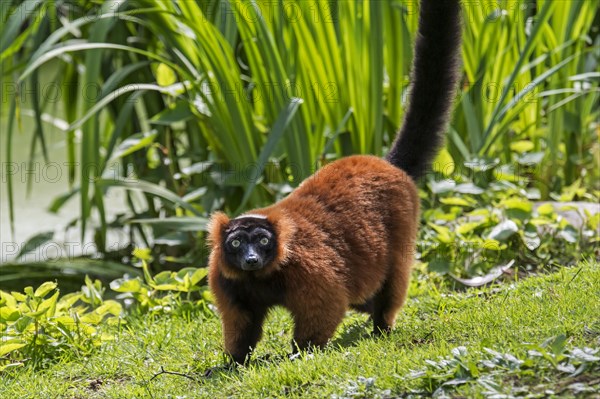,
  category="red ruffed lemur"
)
[208,0,463,364]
